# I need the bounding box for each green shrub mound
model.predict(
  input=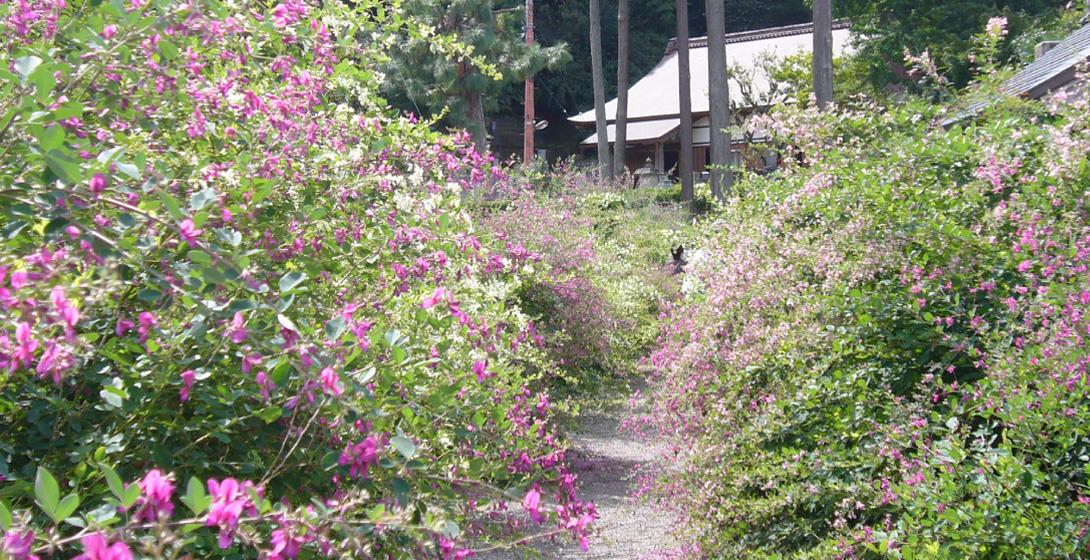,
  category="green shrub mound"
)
[645,92,1090,558]
[0,1,594,558]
